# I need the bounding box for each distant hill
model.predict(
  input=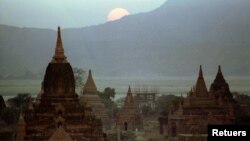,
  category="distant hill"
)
[0,0,250,78]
